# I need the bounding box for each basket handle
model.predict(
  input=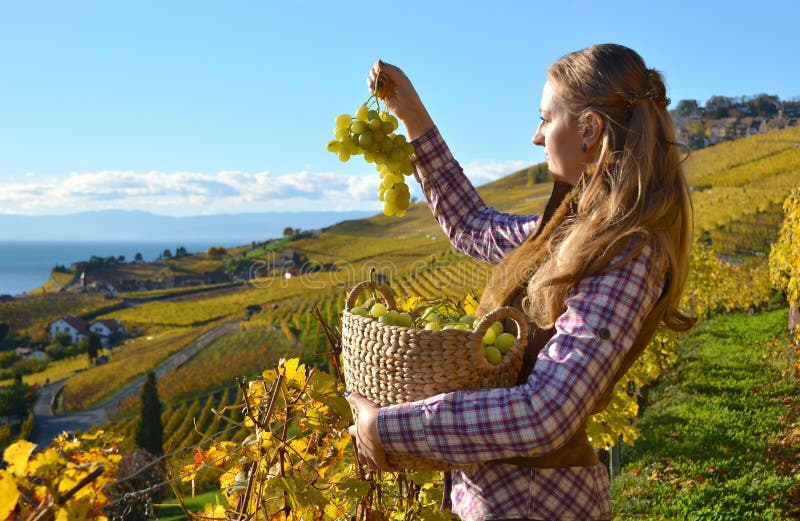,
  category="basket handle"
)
[473,306,529,342]
[345,280,397,311]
